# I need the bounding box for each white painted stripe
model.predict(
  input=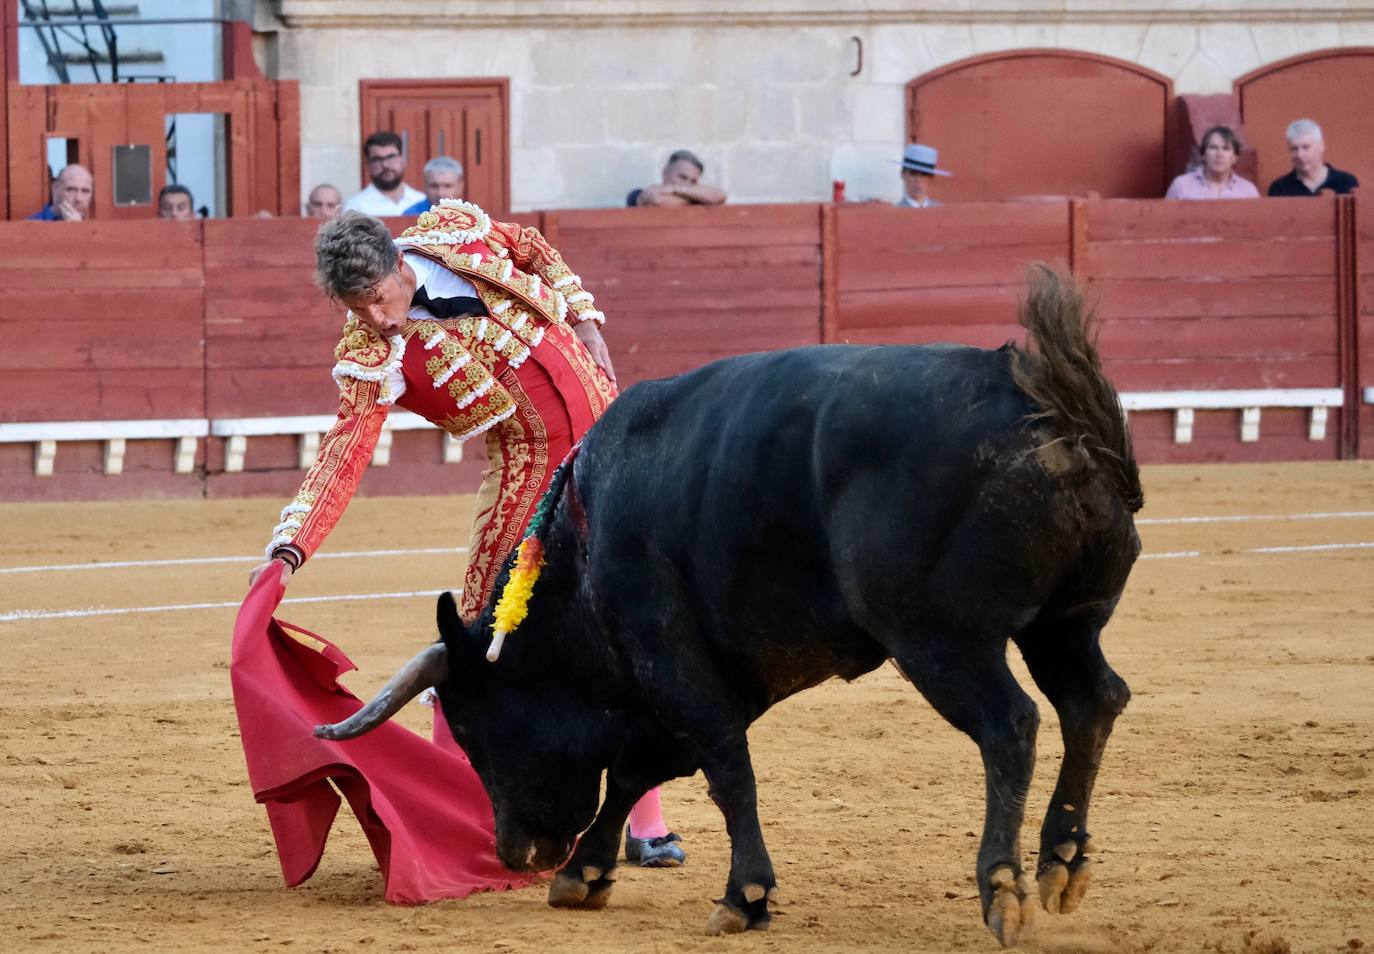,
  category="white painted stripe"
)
[0,546,468,575]
[1136,510,1374,526]
[4,541,1372,624]
[1247,541,1374,555]
[0,588,455,623]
